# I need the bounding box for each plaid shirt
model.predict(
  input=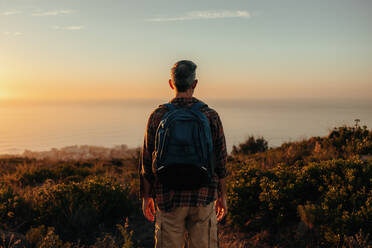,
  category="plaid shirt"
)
[140,97,227,212]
